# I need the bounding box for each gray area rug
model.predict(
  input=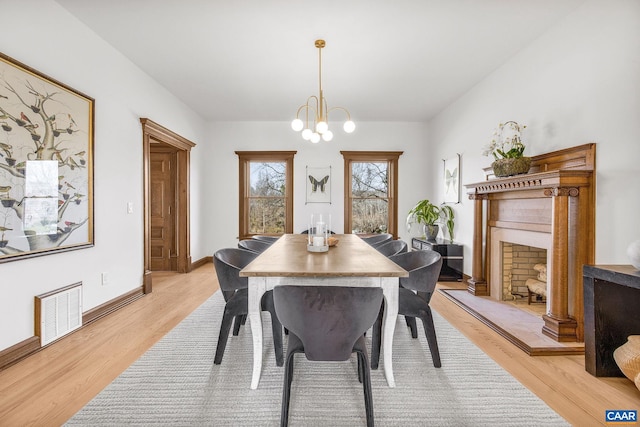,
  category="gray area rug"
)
[66,291,569,426]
